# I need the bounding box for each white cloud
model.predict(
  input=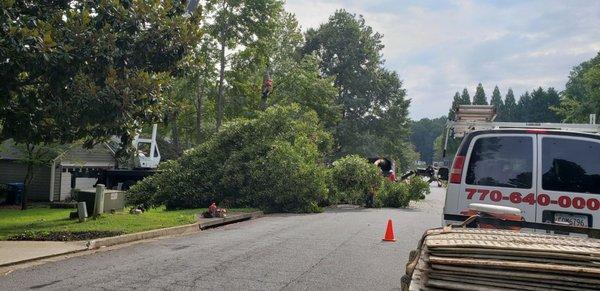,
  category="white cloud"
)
[285,0,600,119]
[284,0,341,31]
